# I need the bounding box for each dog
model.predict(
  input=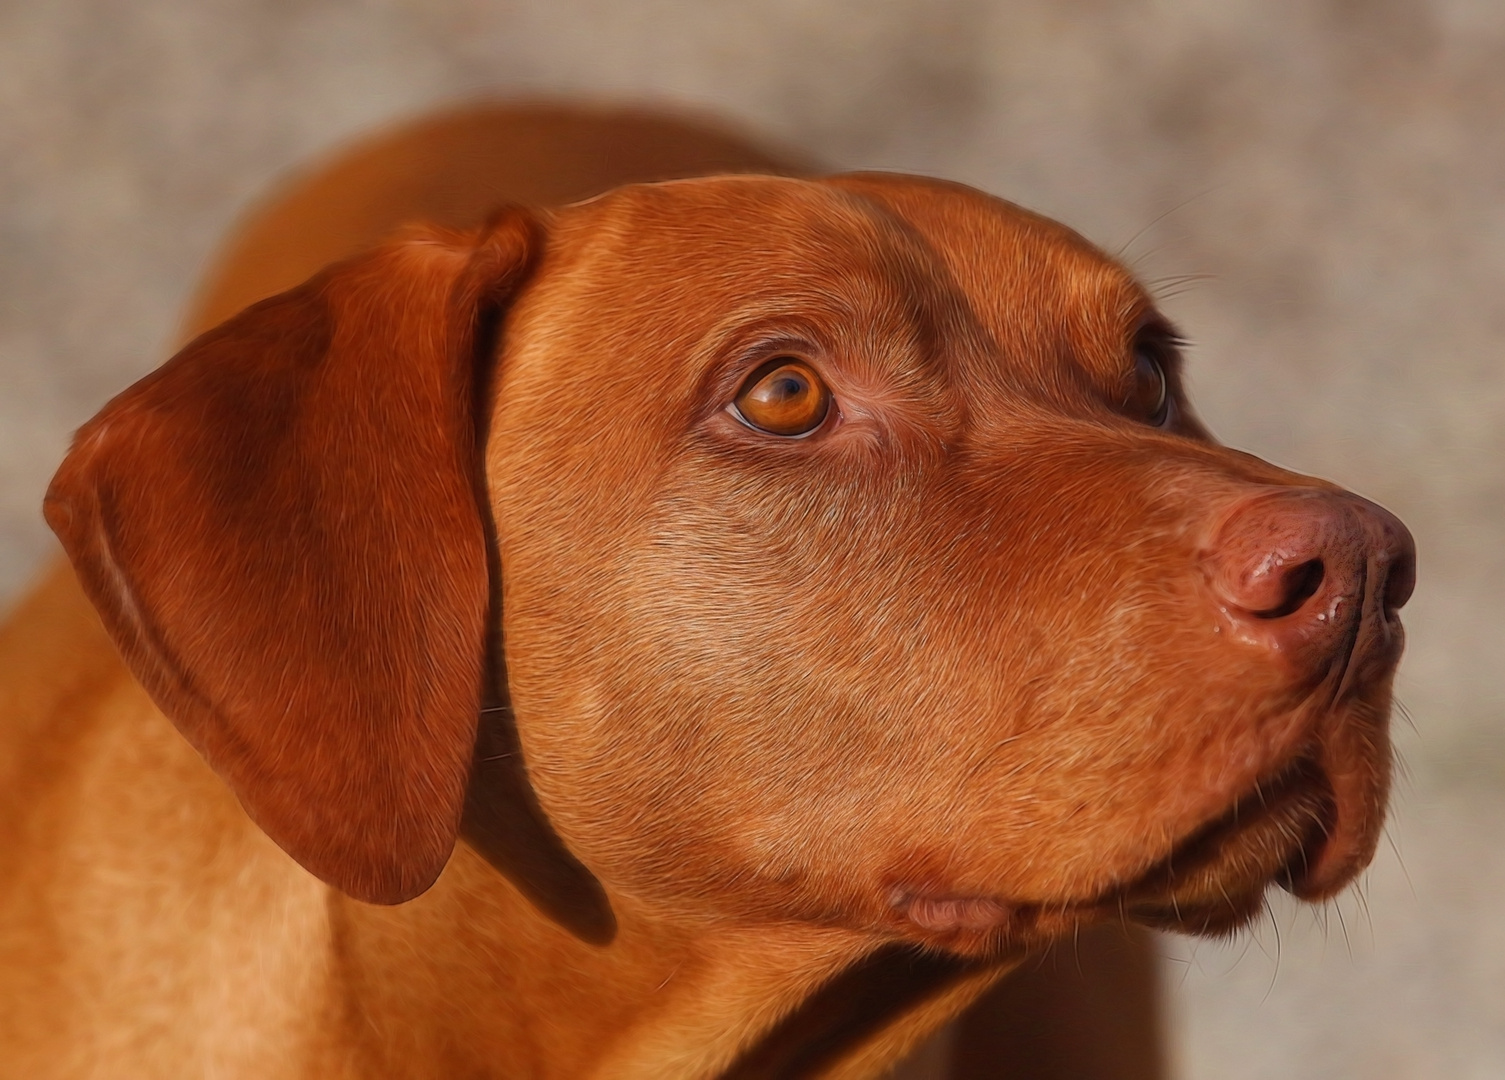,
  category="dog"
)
[0,104,1413,1078]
